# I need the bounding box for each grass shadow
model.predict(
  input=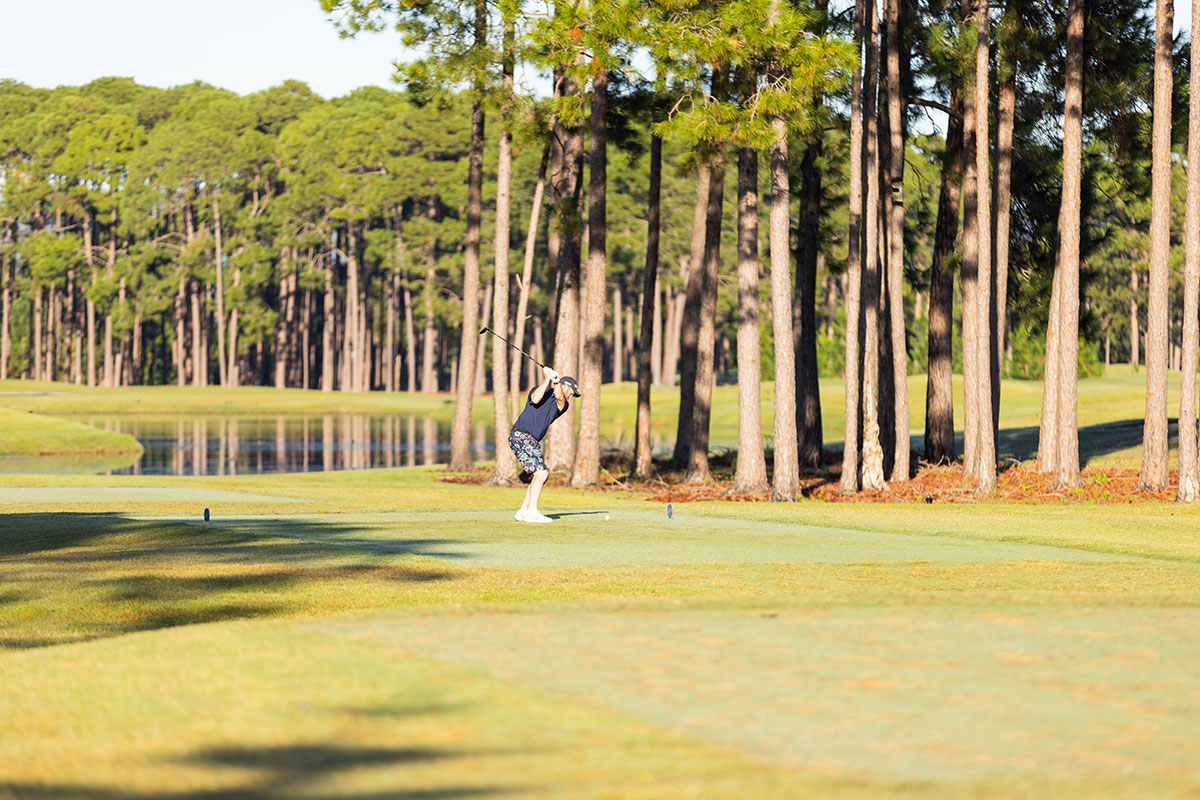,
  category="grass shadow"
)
[0,740,514,798]
[994,417,1174,467]
[0,513,462,651]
